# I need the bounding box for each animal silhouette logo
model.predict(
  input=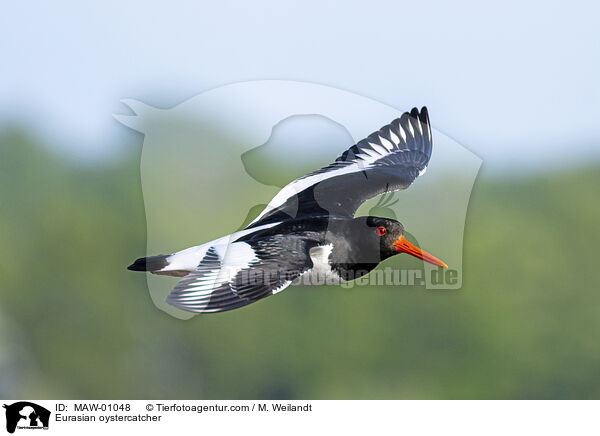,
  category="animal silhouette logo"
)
[115,80,482,318]
[368,192,399,220]
[2,402,50,434]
